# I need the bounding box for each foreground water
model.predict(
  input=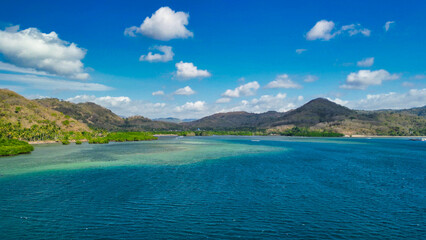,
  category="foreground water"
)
[0,136,424,239]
